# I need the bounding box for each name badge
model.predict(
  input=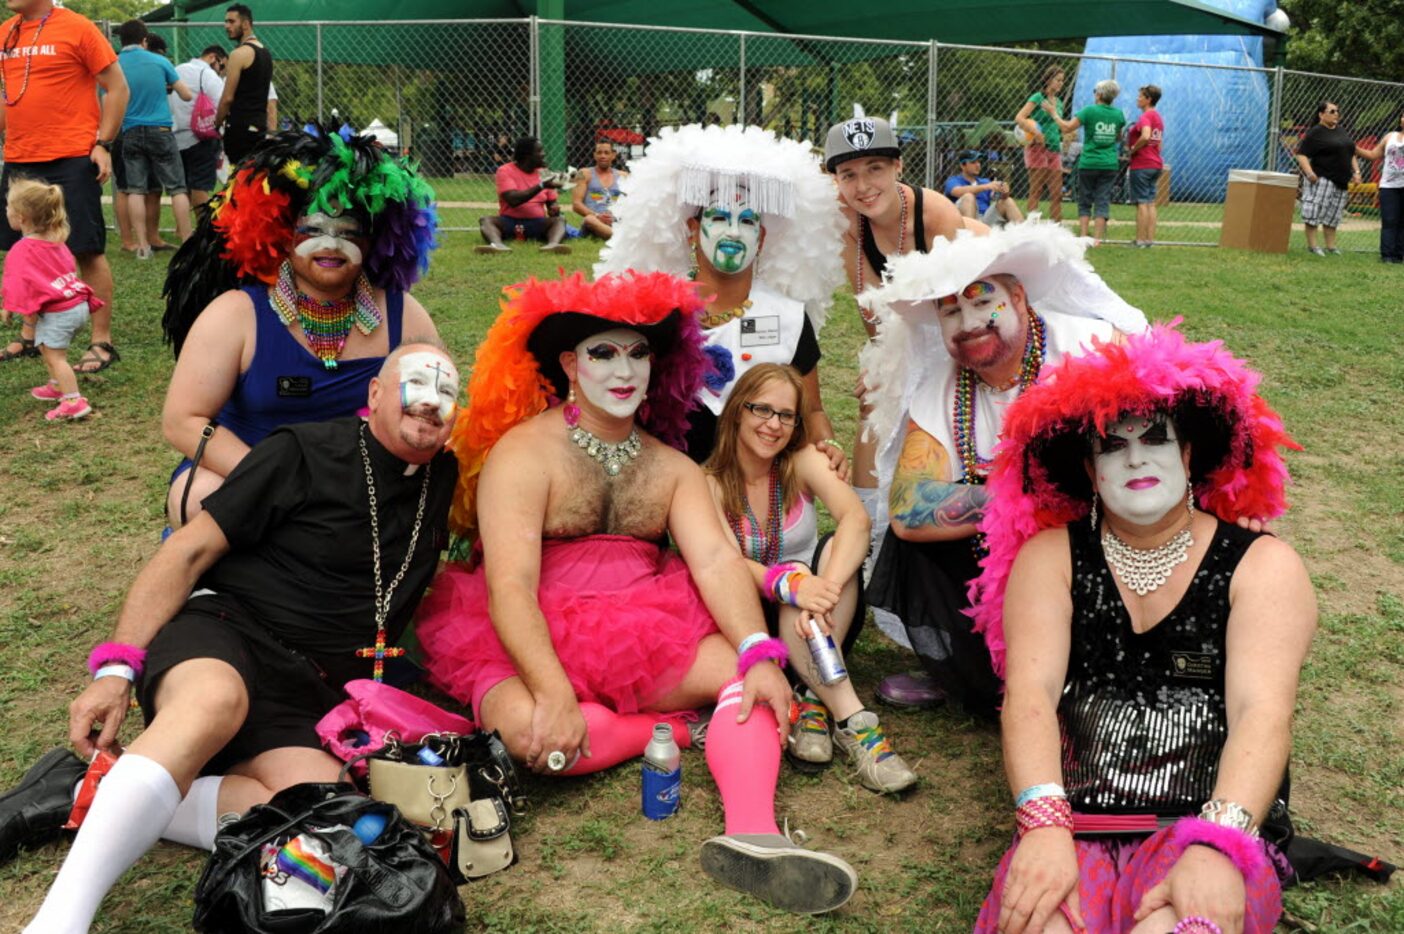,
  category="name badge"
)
[739,315,780,348]
[1169,651,1215,680]
[277,376,313,398]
